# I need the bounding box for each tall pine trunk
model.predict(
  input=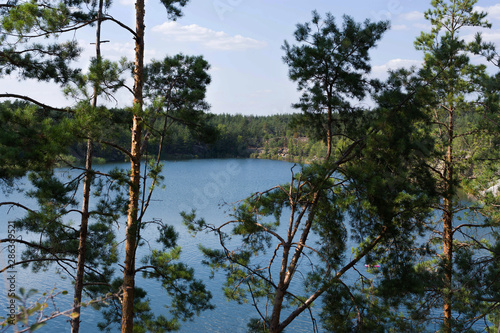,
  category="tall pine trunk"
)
[442,107,454,333]
[443,200,453,333]
[121,0,145,331]
[71,139,93,333]
[71,2,103,331]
